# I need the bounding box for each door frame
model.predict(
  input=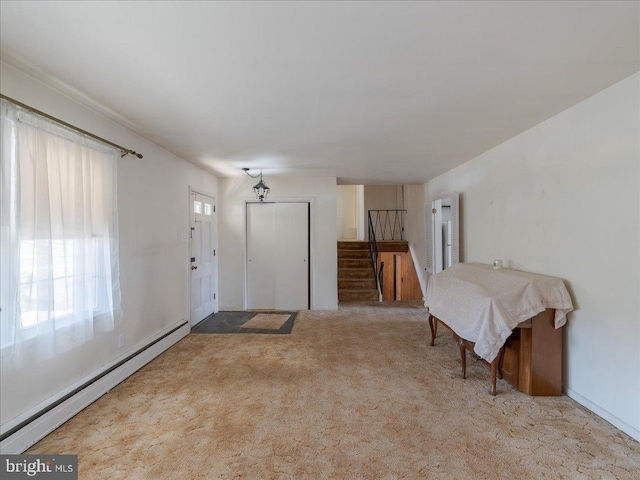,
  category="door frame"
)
[188,186,218,326]
[242,197,314,311]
